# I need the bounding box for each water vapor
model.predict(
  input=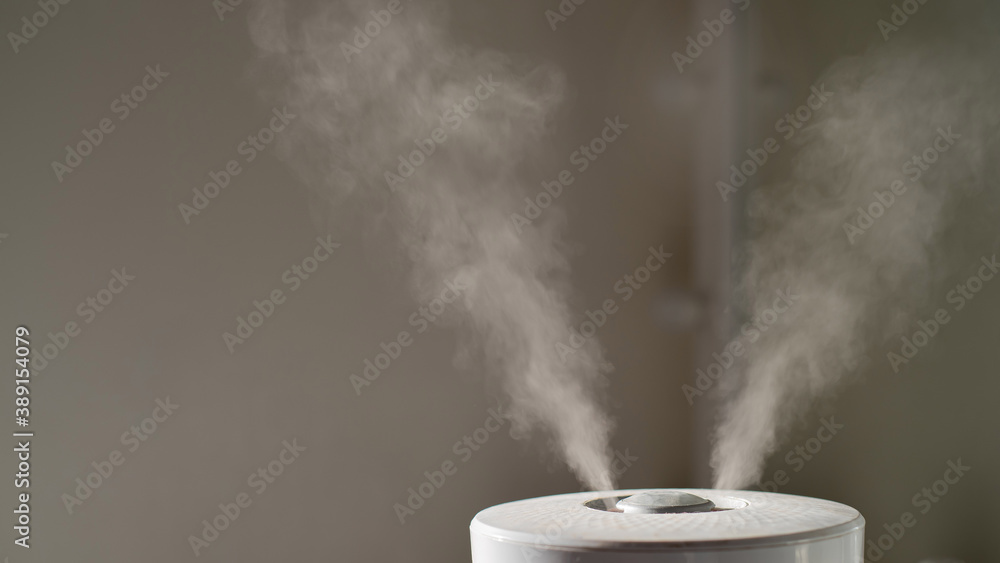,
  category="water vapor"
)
[713,35,1000,489]
[247,0,616,490]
